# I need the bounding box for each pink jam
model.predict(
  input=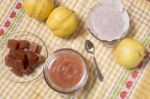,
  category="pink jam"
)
[49,51,84,88]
